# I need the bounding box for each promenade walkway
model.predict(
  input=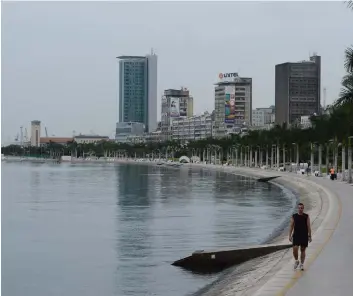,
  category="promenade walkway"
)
[285,177,353,296]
